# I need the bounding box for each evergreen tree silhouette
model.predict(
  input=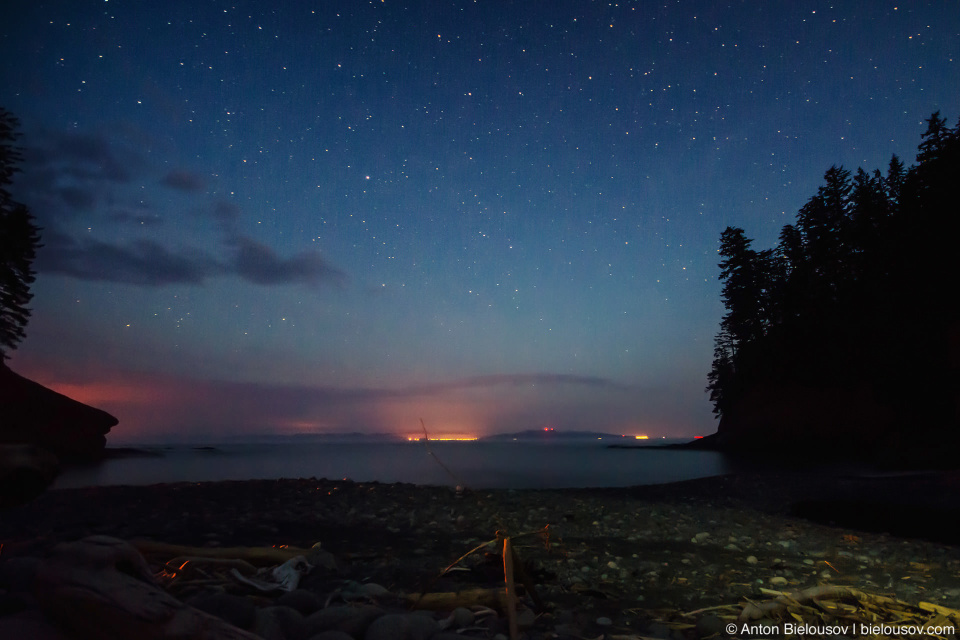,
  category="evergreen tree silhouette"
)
[706,110,960,446]
[0,108,42,360]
